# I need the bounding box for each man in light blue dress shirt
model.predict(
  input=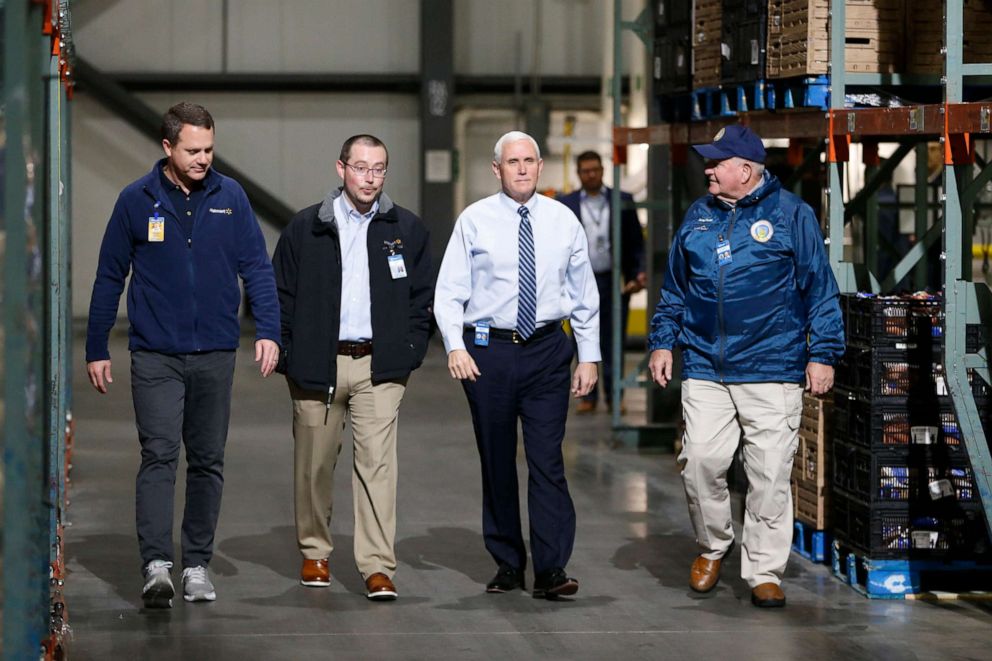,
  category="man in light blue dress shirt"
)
[434,131,600,599]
